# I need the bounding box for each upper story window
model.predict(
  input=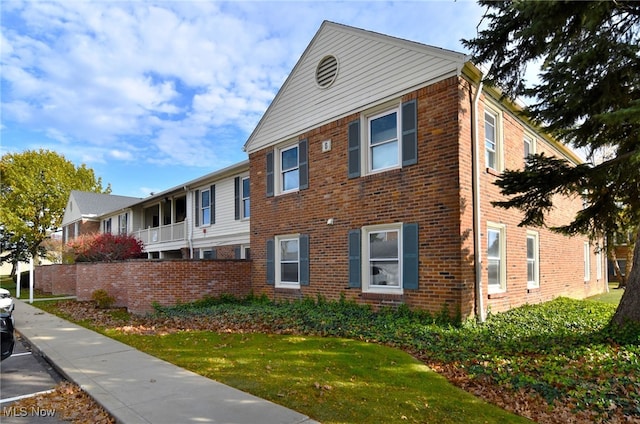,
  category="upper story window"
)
[266,140,308,197]
[368,108,400,172]
[348,99,417,179]
[281,145,299,192]
[103,218,112,234]
[201,189,211,225]
[484,110,498,170]
[524,134,535,160]
[242,177,250,219]
[195,185,215,227]
[118,213,128,235]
